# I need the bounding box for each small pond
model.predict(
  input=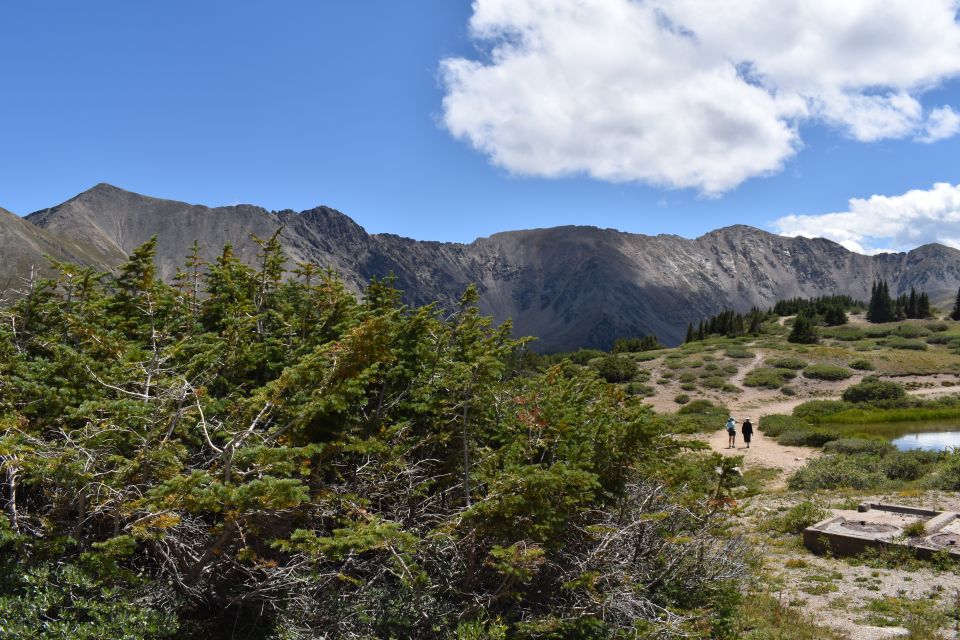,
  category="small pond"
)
[819,419,960,452]
[890,431,960,452]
